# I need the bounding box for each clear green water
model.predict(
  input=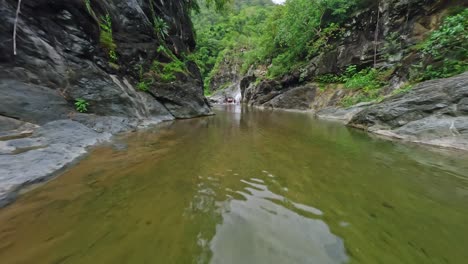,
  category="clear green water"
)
[1,105,468,264]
